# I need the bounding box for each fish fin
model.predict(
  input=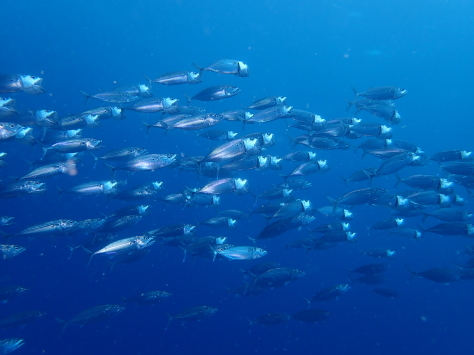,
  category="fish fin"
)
[303,297,311,308]
[247,236,256,244]
[351,86,359,97]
